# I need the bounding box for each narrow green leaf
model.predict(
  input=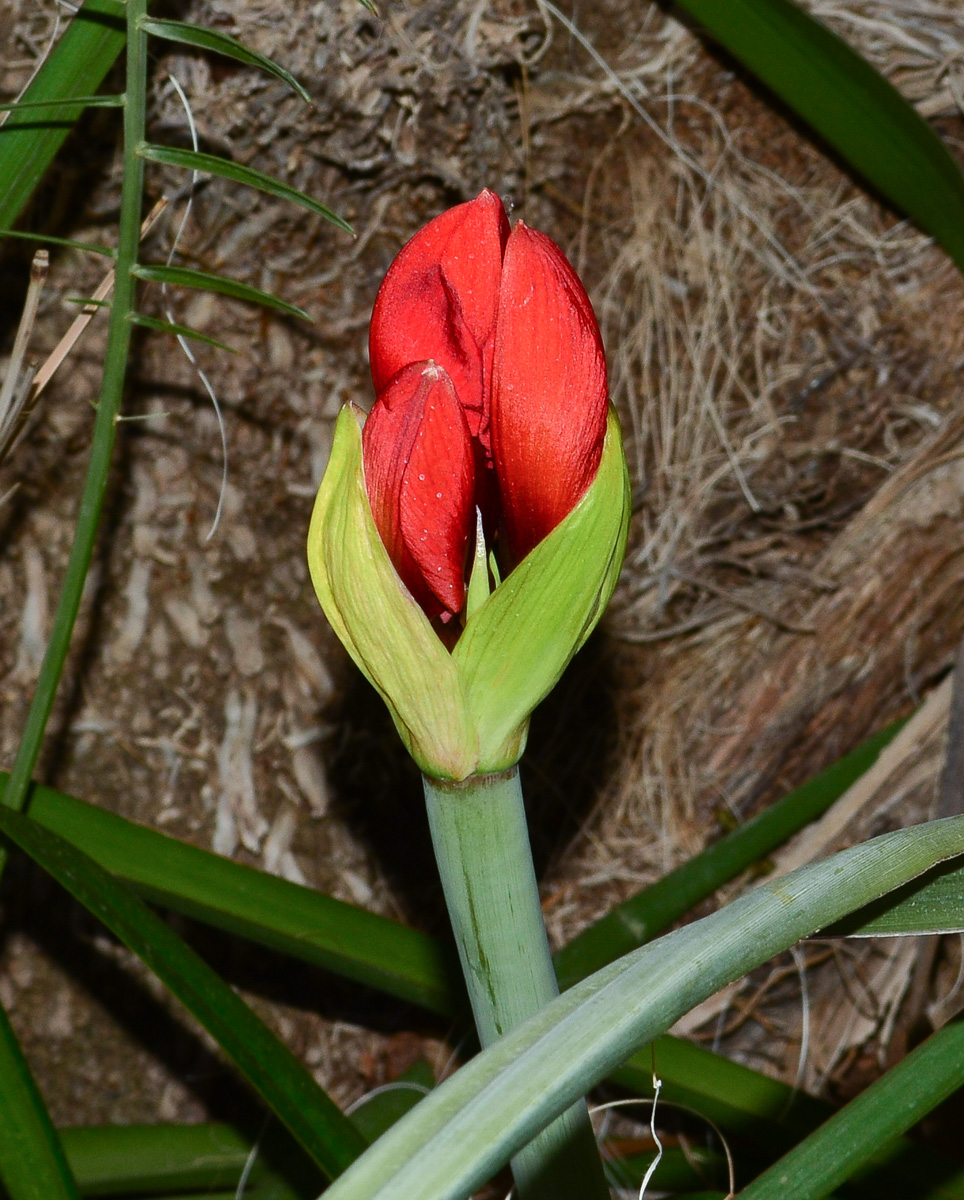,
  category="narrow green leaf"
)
[610,1037,830,1151]
[129,311,238,352]
[51,1086,434,1194]
[610,995,964,1200]
[138,18,311,103]
[146,1193,243,1200]
[823,854,964,937]
[0,1003,79,1200]
[604,1145,726,1194]
[555,720,905,988]
[15,777,458,1016]
[66,297,111,307]
[117,1186,297,1200]
[59,1123,302,1198]
[350,1062,436,1145]
[0,0,126,229]
[674,0,964,273]
[0,805,367,1180]
[319,817,964,1200]
[0,94,123,112]
[131,264,311,321]
[138,143,352,233]
[738,1018,964,1200]
[0,228,115,257]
